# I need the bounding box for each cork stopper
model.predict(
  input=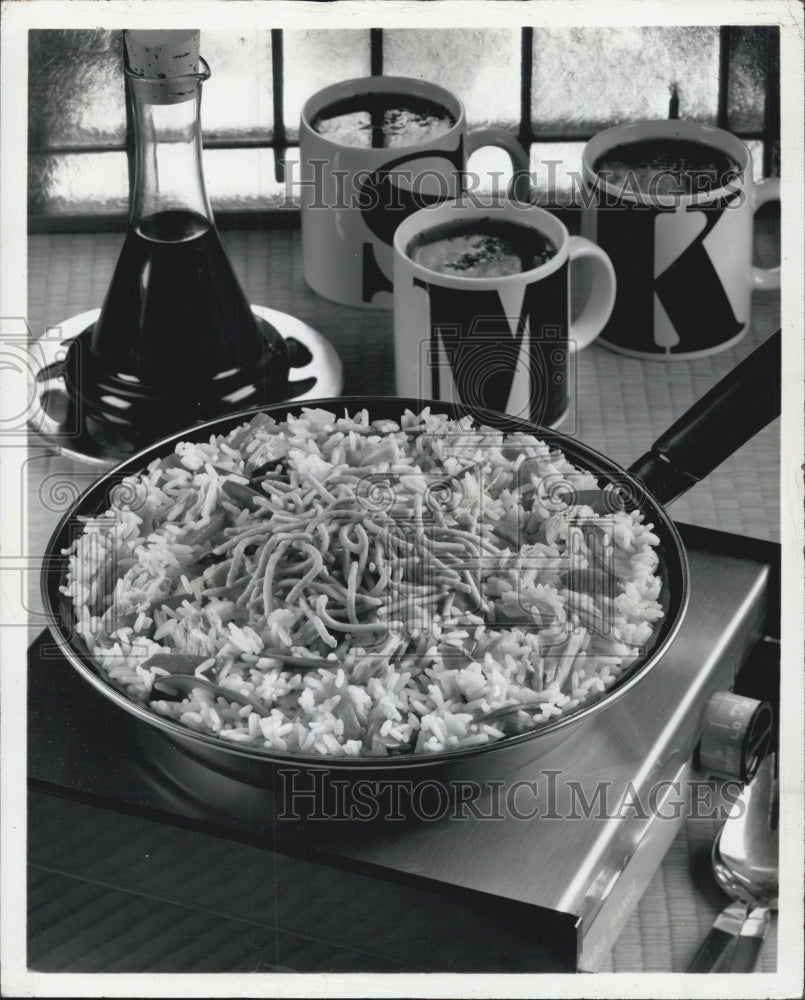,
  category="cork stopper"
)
[125,30,202,104]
